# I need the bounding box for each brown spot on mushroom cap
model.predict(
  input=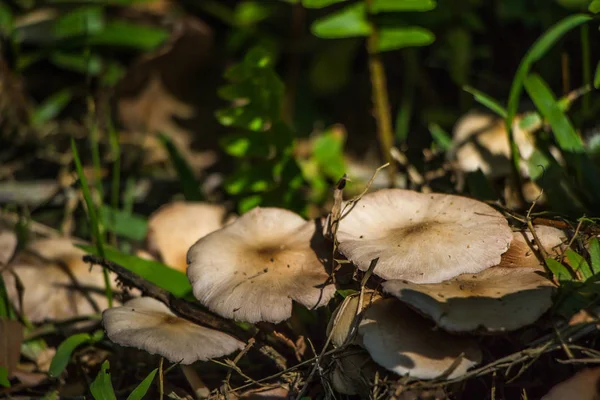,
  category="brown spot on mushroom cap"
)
[336,189,512,283]
[103,297,244,364]
[358,298,481,380]
[187,207,335,323]
[383,267,555,333]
